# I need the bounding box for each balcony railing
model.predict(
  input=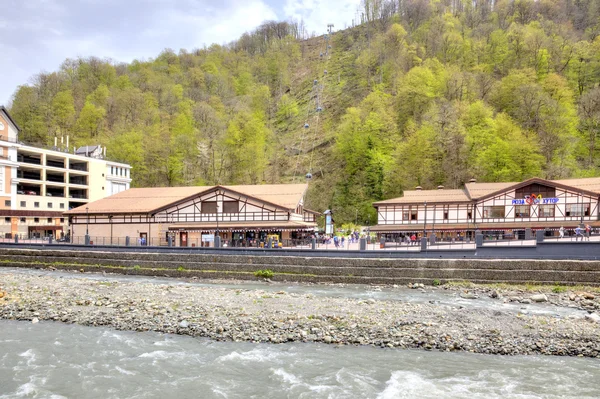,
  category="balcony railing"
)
[18,157,42,165]
[47,176,65,183]
[46,160,65,168]
[154,211,292,224]
[0,135,19,143]
[69,164,88,172]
